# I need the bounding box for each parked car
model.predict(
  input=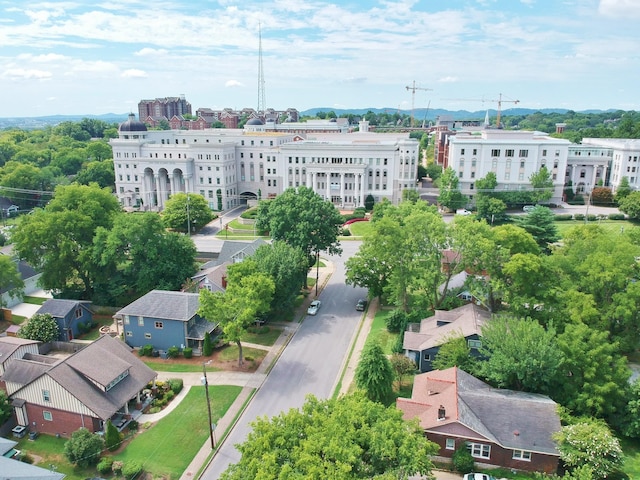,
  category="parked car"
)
[463,473,497,480]
[456,209,472,216]
[523,205,536,212]
[356,299,367,311]
[307,300,321,316]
